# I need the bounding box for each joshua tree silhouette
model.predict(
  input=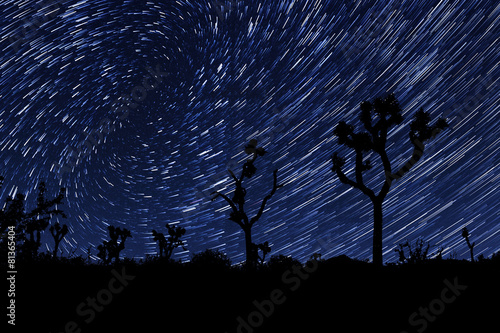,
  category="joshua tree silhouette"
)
[212,139,282,268]
[97,225,132,264]
[152,223,187,259]
[462,227,475,262]
[22,182,67,259]
[252,241,271,266]
[0,180,66,259]
[330,94,448,266]
[49,222,69,257]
